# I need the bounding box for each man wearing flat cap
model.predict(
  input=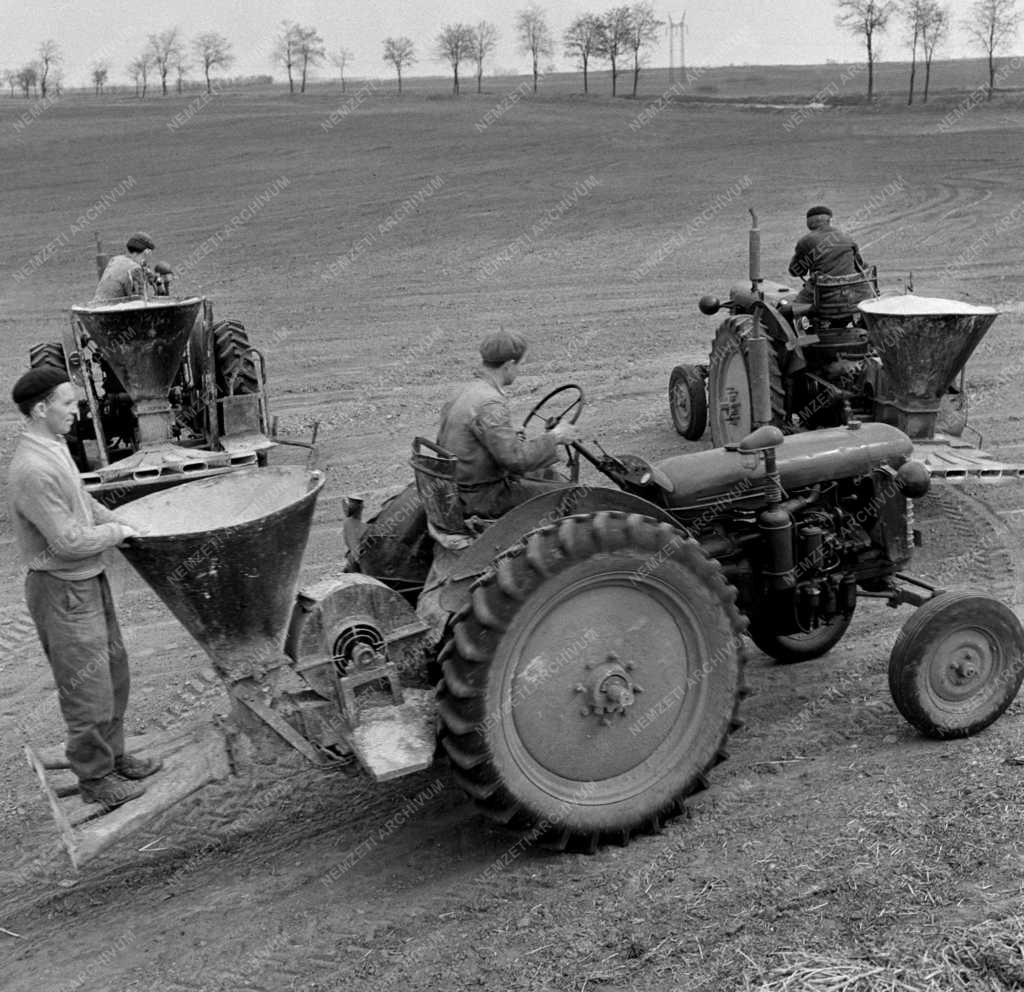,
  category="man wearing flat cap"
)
[92,231,155,303]
[436,330,579,519]
[788,206,867,304]
[8,368,161,810]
